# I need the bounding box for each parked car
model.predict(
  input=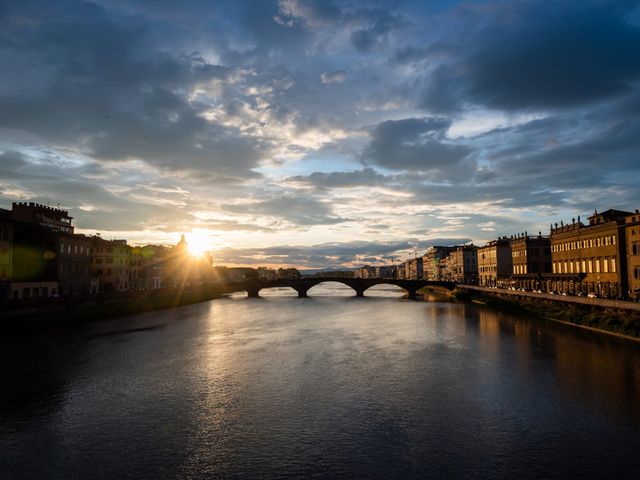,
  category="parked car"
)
[587,292,598,299]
